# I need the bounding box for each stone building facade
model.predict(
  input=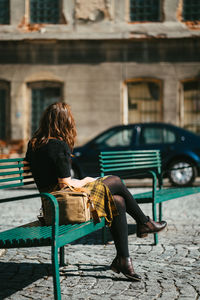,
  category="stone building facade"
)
[0,0,200,157]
